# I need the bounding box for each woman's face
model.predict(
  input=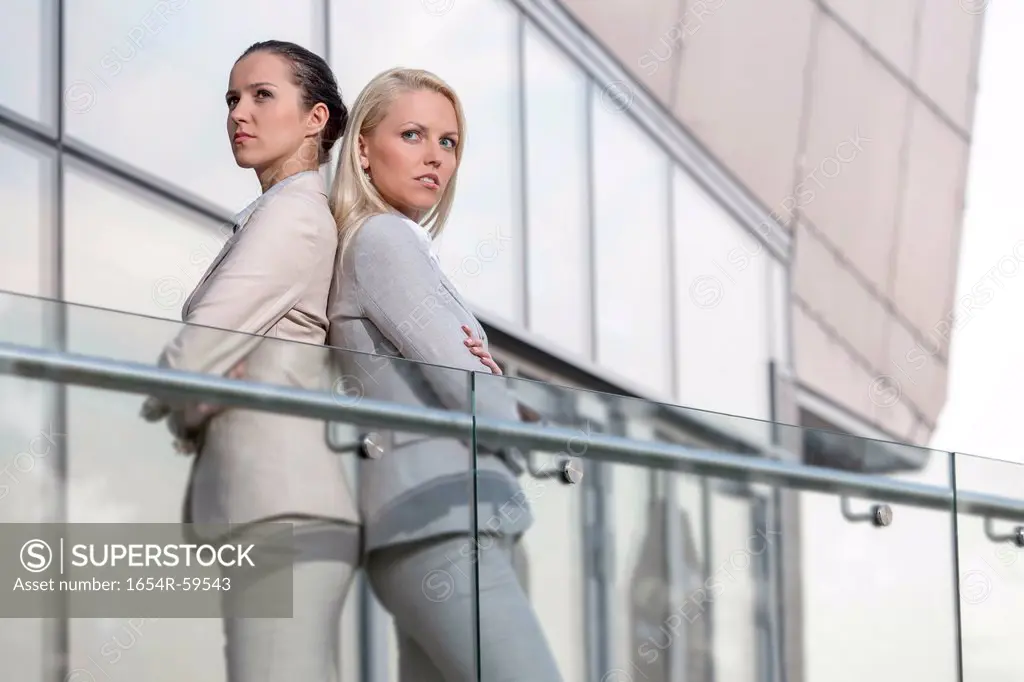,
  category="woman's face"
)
[359,89,459,219]
[226,52,320,183]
